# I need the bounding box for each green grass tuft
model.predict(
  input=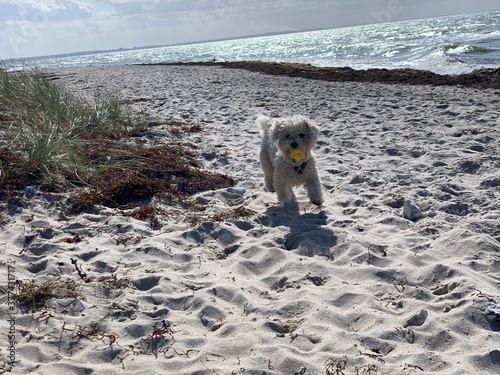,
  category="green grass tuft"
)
[0,66,237,210]
[0,67,148,186]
